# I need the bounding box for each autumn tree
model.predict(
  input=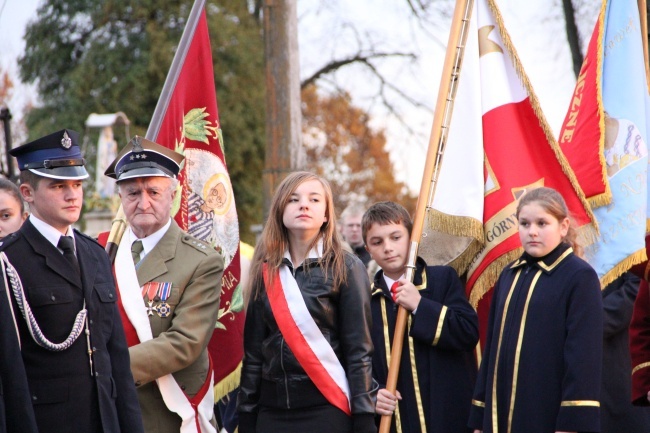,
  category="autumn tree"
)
[18,0,426,240]
[301,85,416,216]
